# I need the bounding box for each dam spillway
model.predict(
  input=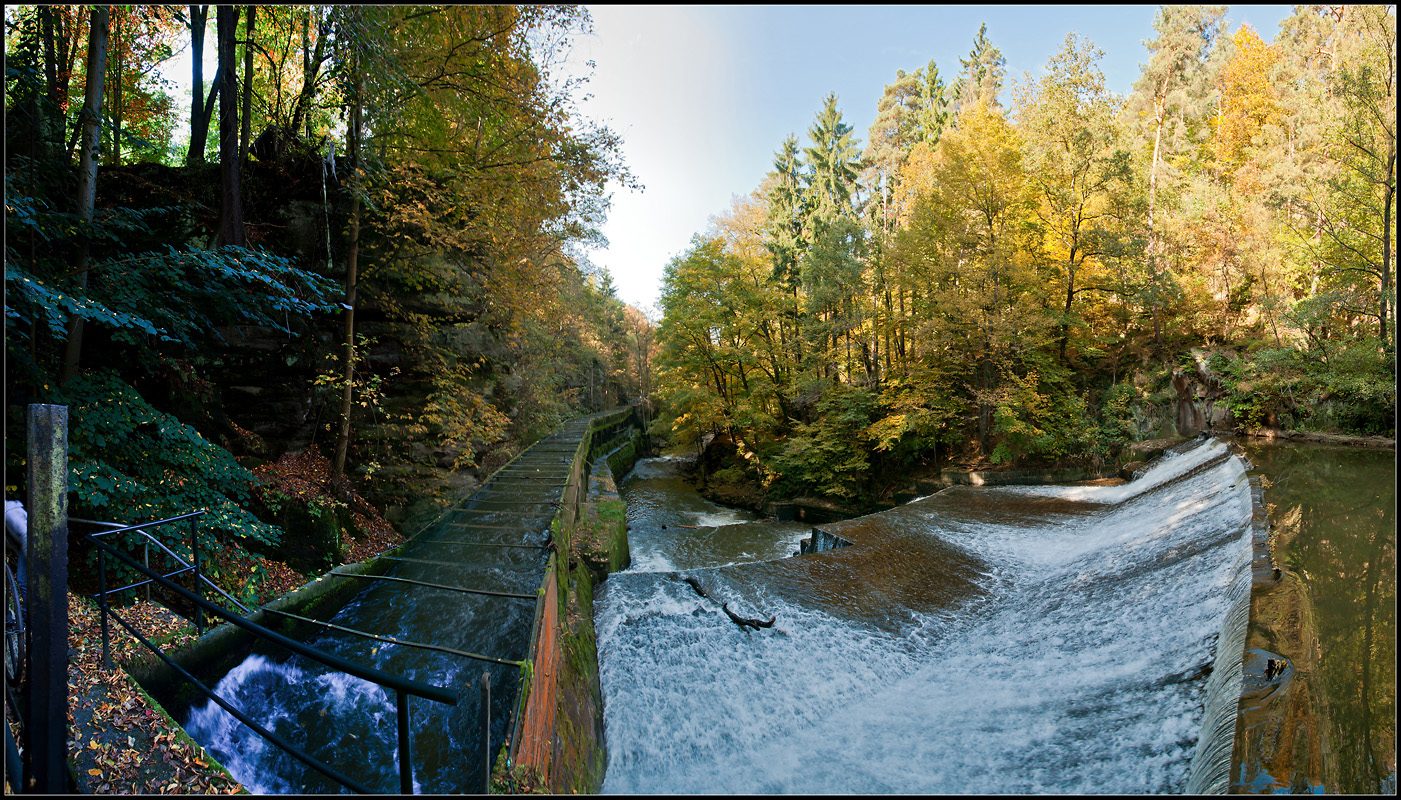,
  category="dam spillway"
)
[597,437,1253,793]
